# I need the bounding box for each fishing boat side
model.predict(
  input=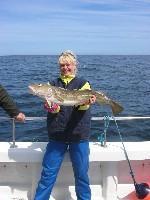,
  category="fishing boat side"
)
[0,141,150,200]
